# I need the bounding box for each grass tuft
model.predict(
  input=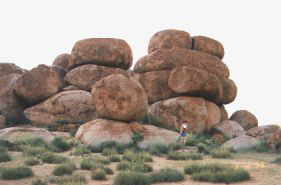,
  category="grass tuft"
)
[113,171,151,185]
[1,166,33,180]
[52,163,76,176]
[91,168,107,180]
[167,151,202,160]
[150,168,185,183]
